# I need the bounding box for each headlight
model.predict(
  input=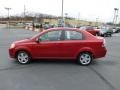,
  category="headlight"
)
[10,43,15,48]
